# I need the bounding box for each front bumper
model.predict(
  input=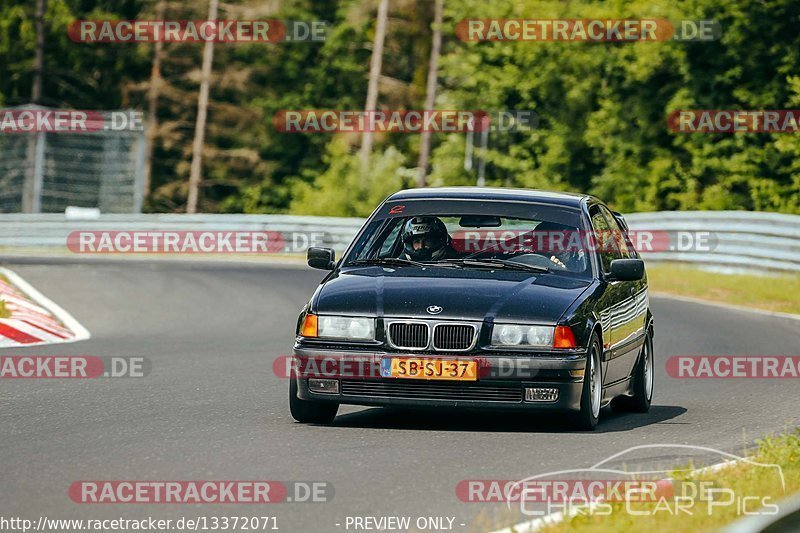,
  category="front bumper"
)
[291,346,587,412]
